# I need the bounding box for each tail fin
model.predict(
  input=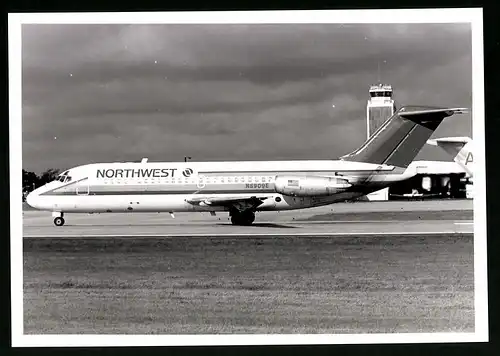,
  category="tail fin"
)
[341,106,468,168]
[427,136,473,176]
